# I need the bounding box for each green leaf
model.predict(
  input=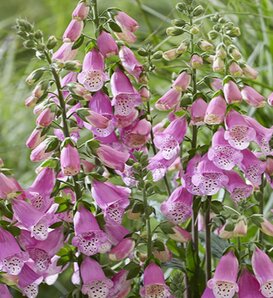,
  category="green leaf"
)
[108,21,122,33]
[124,262,141,280]
[72,35,85,50]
